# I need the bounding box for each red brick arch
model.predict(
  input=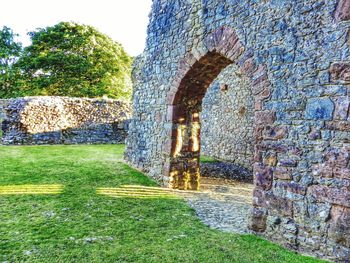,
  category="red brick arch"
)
[162,26,276,193]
